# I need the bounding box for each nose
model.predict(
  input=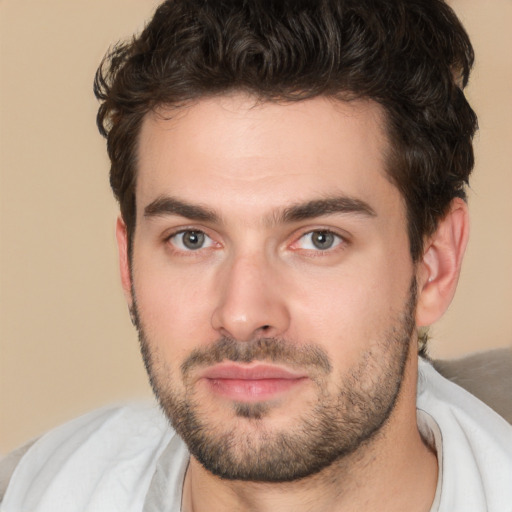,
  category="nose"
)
[211,252,291,342]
